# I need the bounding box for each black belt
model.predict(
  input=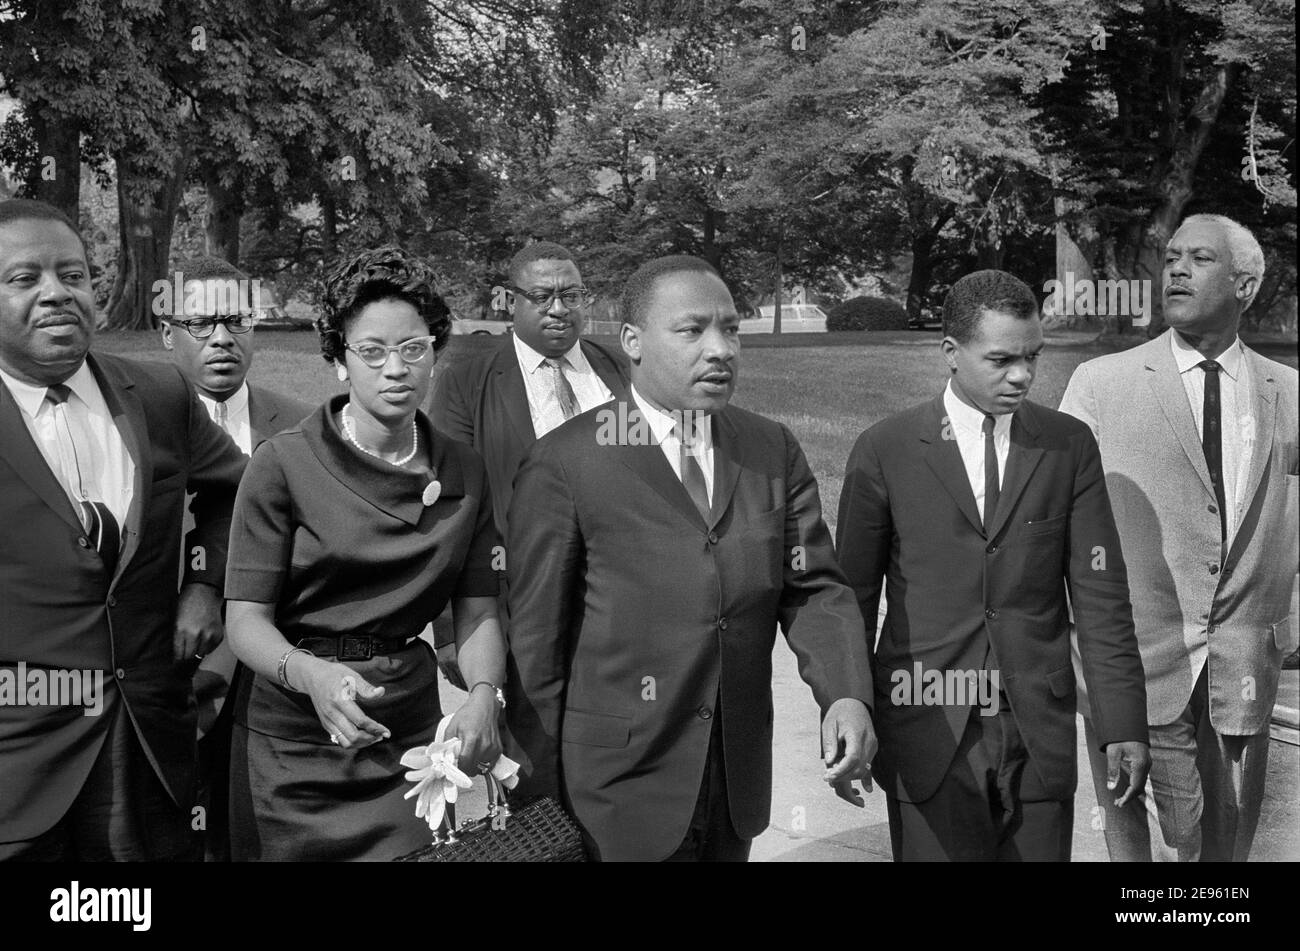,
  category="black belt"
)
[296,635,415,661]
